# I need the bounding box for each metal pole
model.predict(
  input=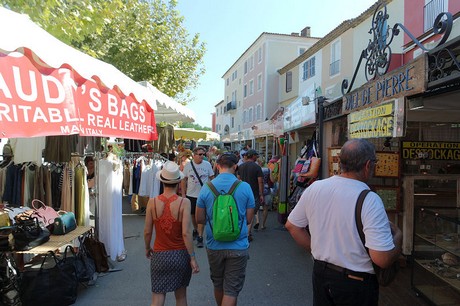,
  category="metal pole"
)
[317,97,325,180]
